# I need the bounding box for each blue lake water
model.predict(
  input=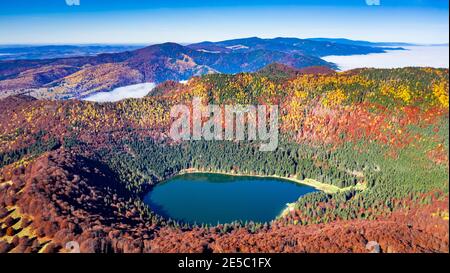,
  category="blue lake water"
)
[143,173,317,225]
